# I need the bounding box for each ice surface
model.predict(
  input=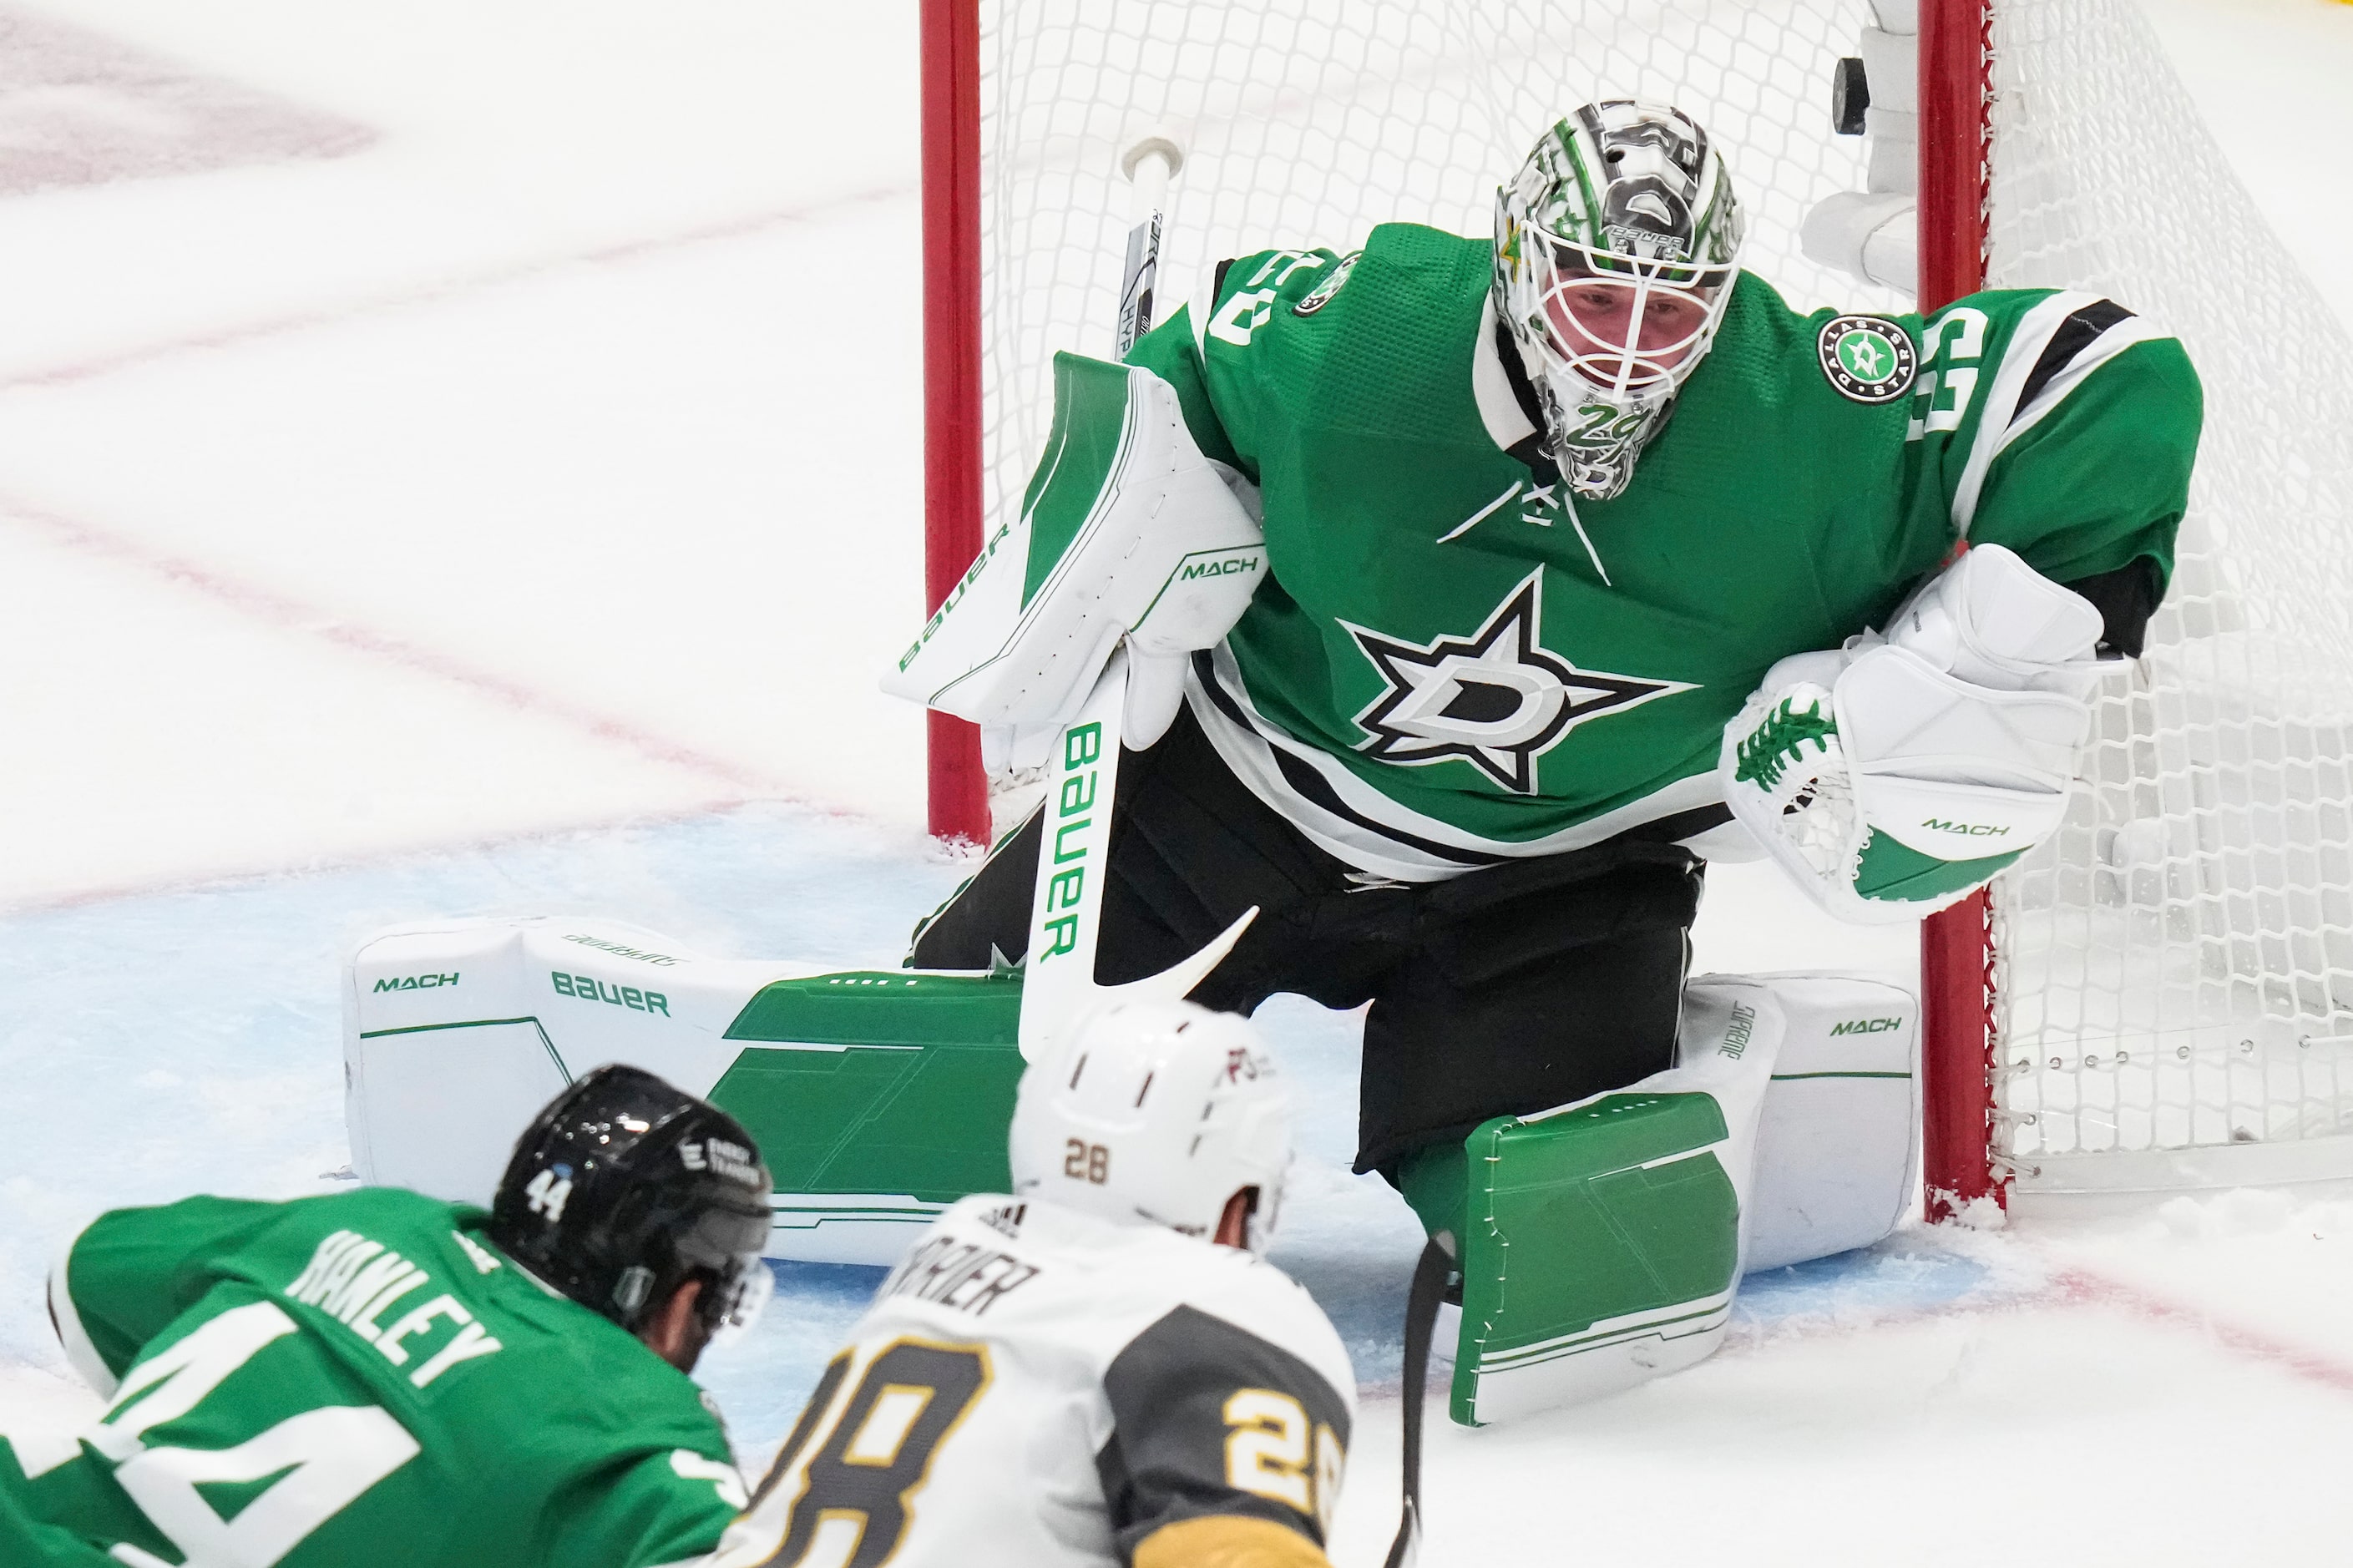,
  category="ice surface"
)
[2,1,2351,1561]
